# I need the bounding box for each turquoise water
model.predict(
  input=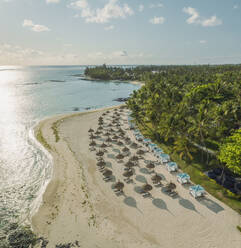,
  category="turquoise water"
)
[0,65,139,230]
